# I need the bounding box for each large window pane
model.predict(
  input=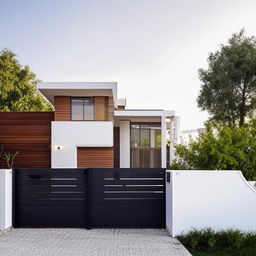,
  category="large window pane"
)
[84,98,94,120]
[130,123,161,168]
[140,128,150,147]
[131,125,140,147]
[154,129,161,147]
[71,99,83,120]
